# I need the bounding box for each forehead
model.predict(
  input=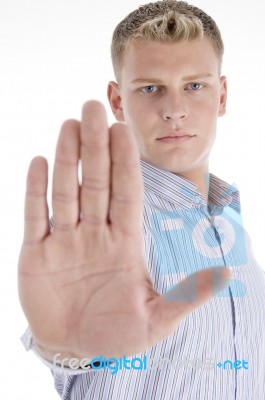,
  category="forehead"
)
[121,38,220,81]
